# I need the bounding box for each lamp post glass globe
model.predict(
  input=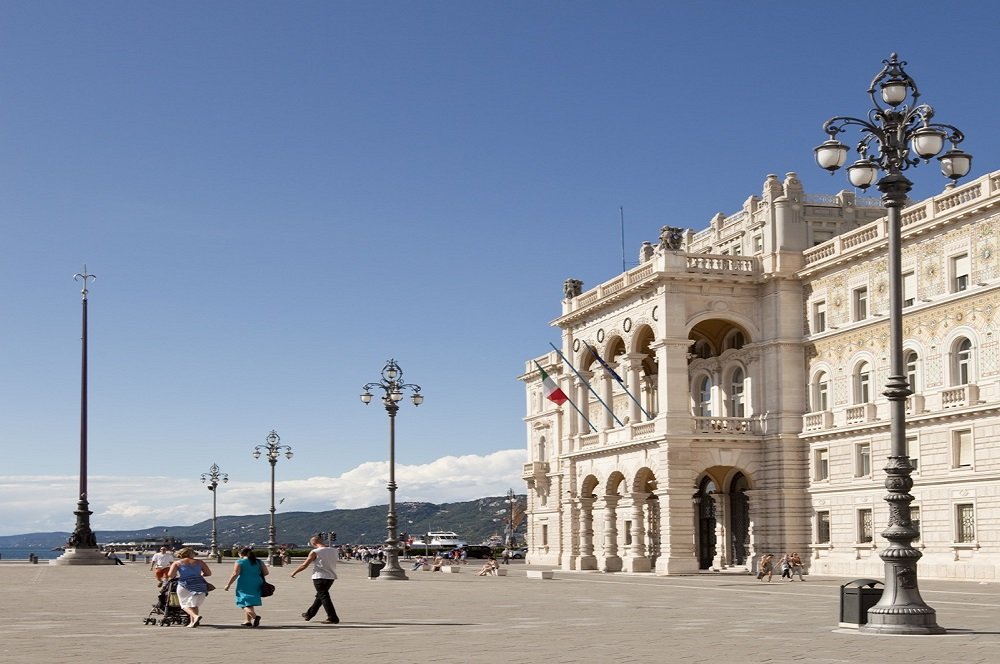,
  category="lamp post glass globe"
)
[939,148,972,180]
[815,53,970,635]
[880,79,907,106]
[814,139,849,172]
[847,159,879,189]
[911,127,945,160]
